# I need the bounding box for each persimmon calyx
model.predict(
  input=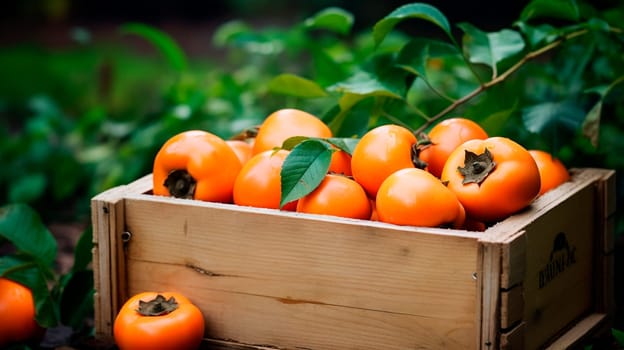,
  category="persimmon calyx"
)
[411,132,432,170]
[164,170,196,199]
[230,125,259,141]
[137,294,179,316]
[416,132,432,148]
[411,144,428,170]
[458,148,496,185]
